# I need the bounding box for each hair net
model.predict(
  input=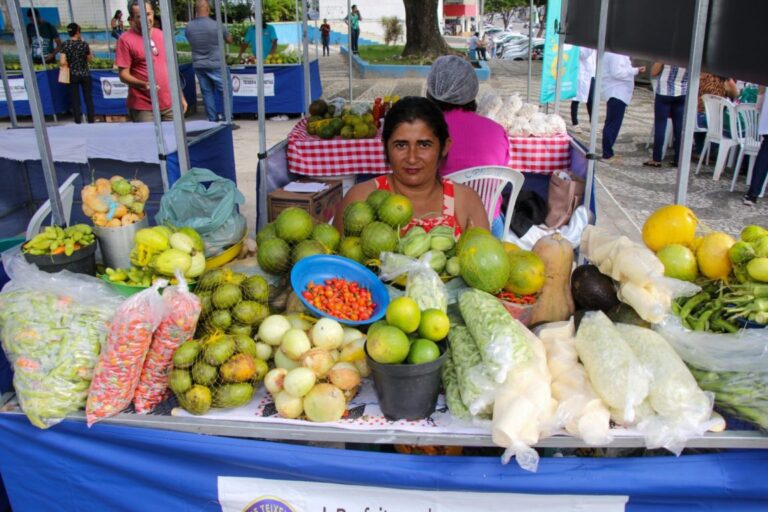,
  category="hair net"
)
[427,55,479,106]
